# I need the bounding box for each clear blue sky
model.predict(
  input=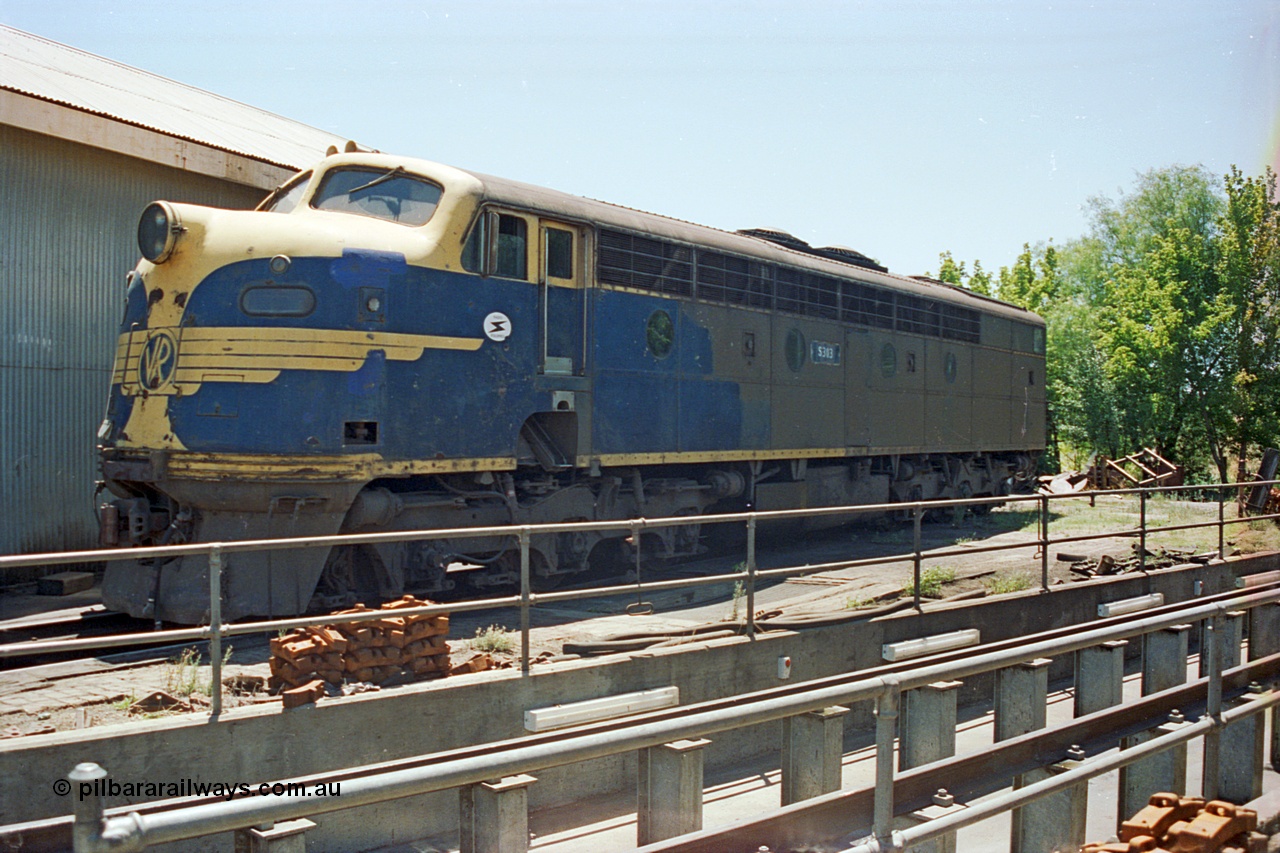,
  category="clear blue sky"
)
[4,0,1277,276]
